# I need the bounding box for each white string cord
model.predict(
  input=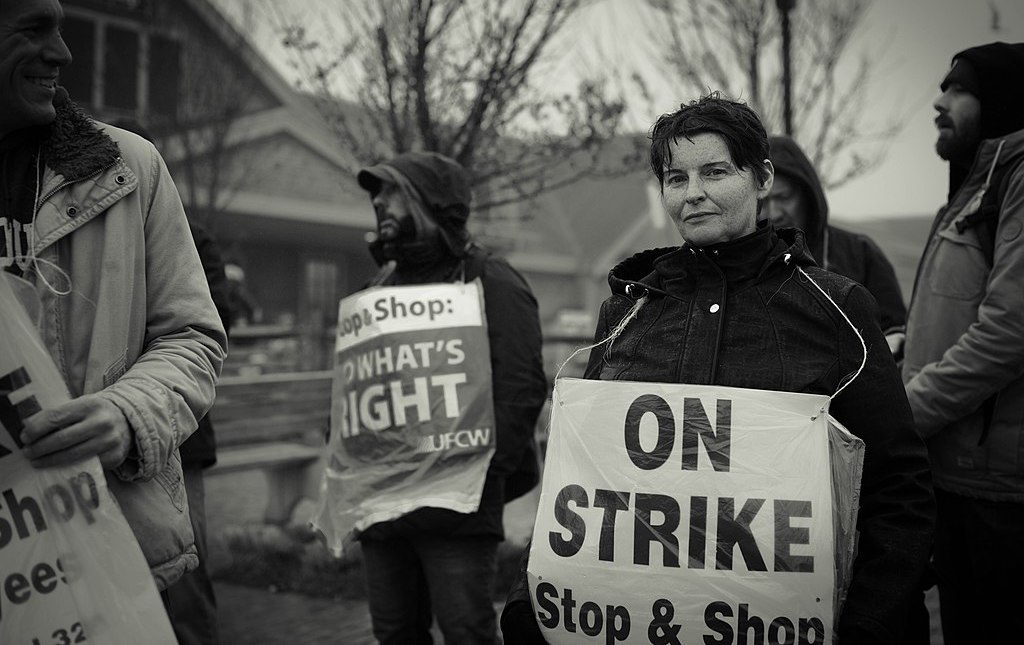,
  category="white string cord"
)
[29,152,74,296]
[9,255,72,295]
[554,267,866,422]
[797,266,867,400]
[983,139,1006,190]
[553,295,648,382]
